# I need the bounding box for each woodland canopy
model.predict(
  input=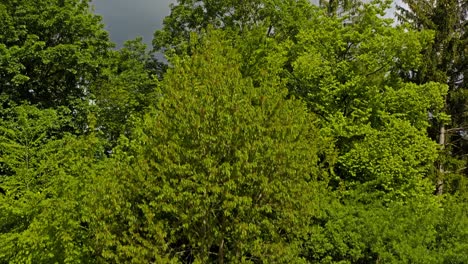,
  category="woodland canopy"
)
[0,0,467,263]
